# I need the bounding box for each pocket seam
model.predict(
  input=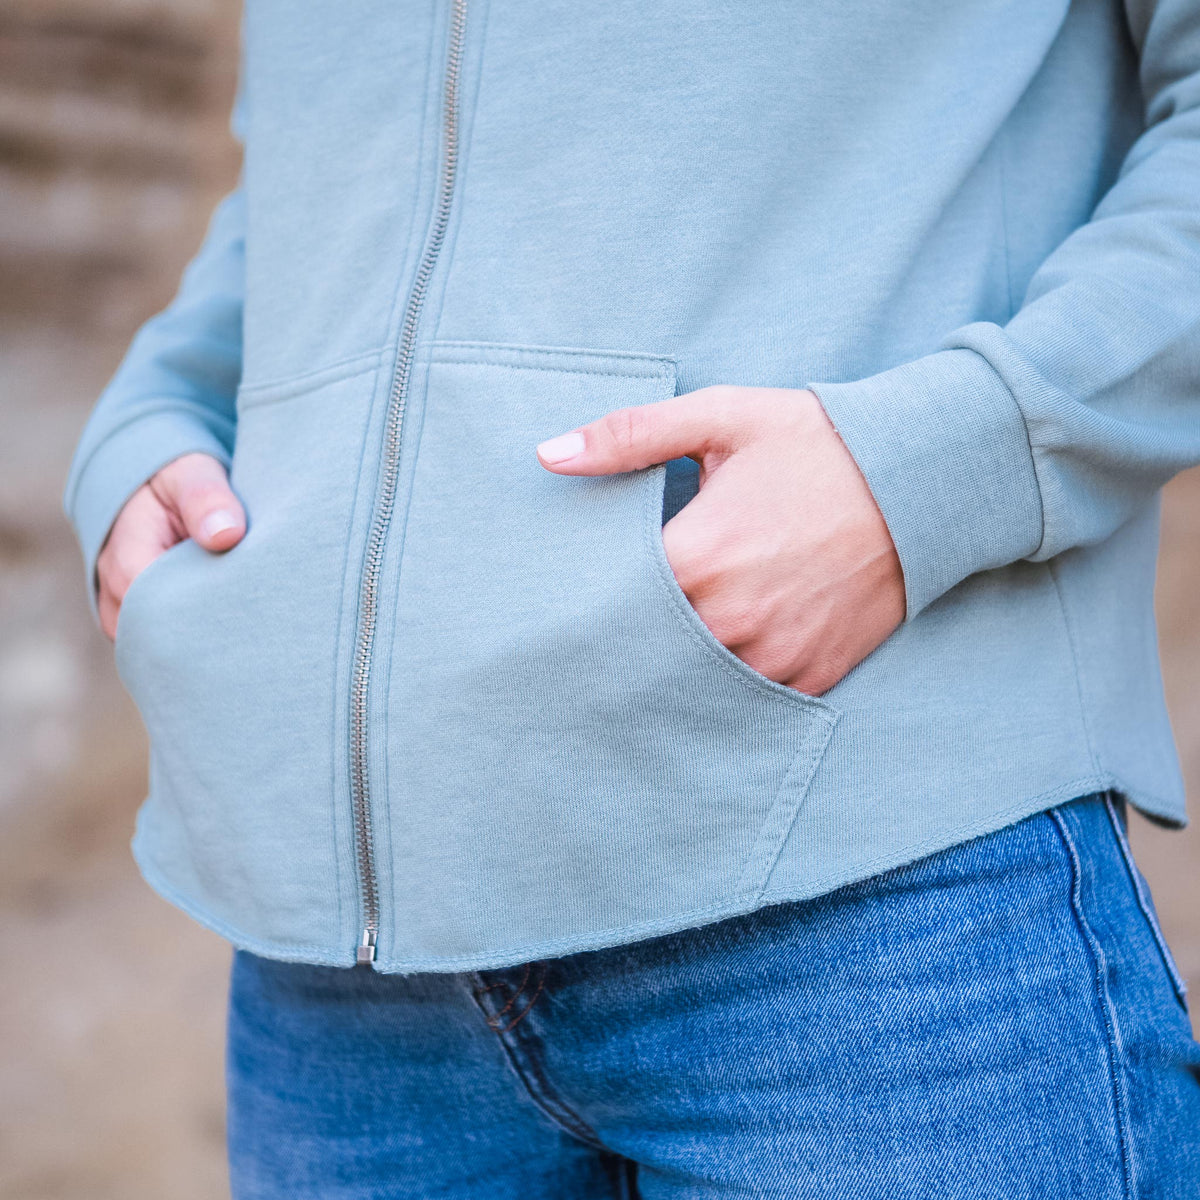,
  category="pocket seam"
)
[1103,792,1189,1012]
[736,720,840,897]
[113,538,194,659]
[427,340,676,381]
[237,353,383,411]
[638,465,840,719]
